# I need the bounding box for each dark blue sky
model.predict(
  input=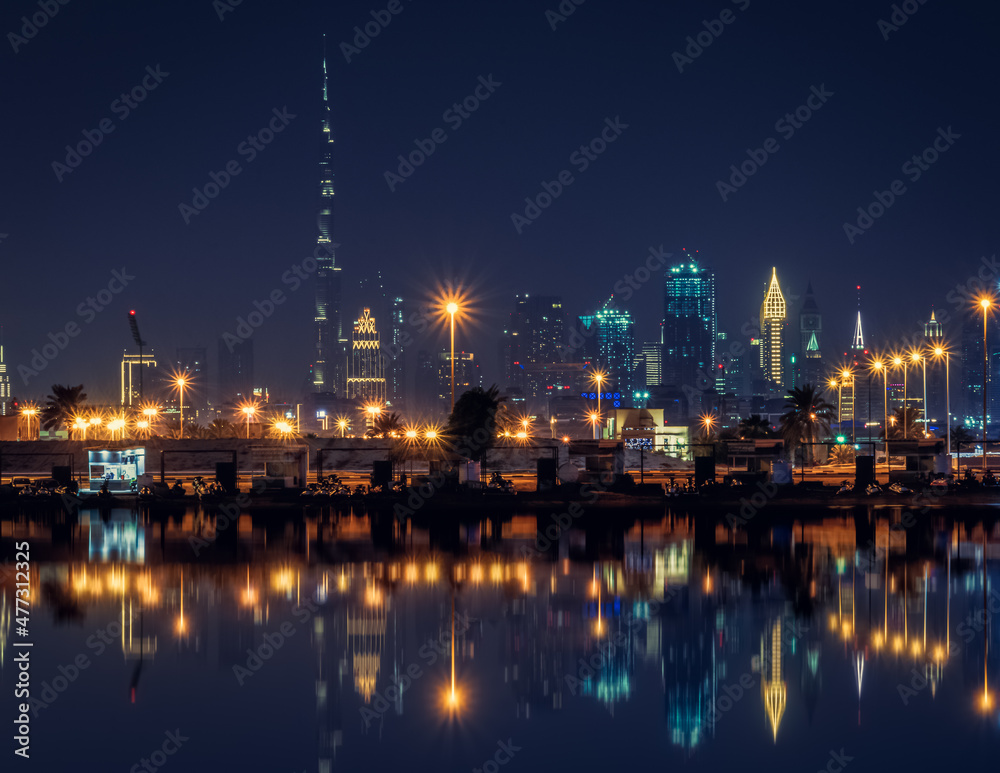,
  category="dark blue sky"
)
[2,0,998,403]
